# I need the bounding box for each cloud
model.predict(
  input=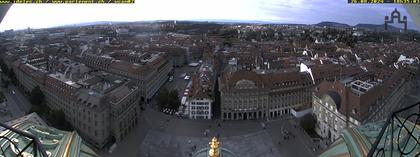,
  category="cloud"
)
[261,0,416,29]
[0,0,417,31]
